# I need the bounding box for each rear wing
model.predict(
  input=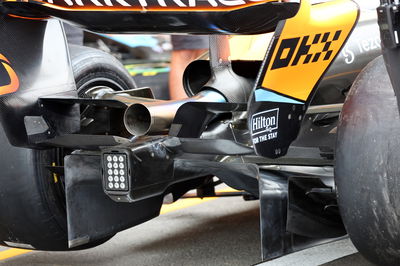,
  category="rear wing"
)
[2,0,299,34]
